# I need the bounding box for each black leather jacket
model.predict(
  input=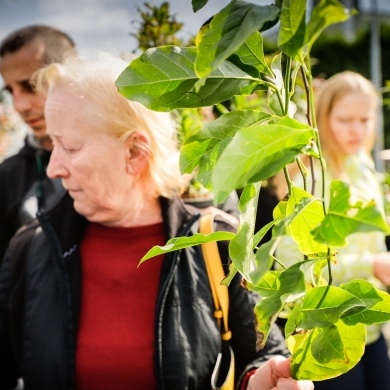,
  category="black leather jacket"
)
[0,136,64,261]
[0,193,289,390]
